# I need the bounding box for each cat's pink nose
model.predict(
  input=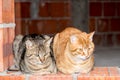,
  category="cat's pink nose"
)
[39,57,45,63]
